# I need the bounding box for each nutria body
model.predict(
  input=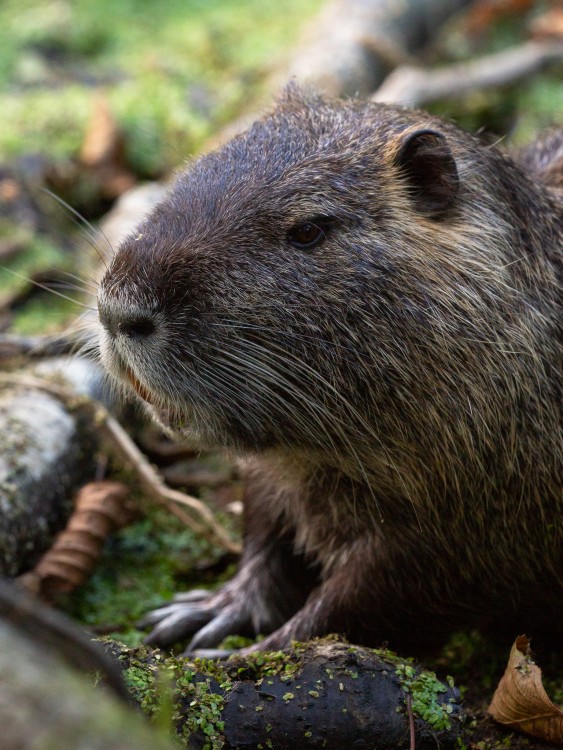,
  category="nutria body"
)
[98,88,562,655]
